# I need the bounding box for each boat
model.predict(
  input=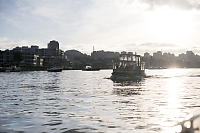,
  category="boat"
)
[172,114,200,133]
[110,52,145,81]
[82,66,100,71]
[47,67,62,72]
[4,66,21,72]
